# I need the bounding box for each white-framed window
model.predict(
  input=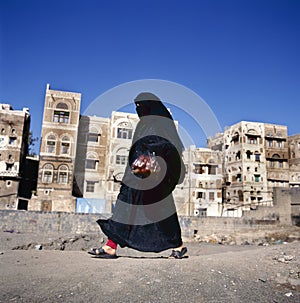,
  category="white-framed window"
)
[58,165,68,183]
[86,159,99,170]
[6,163,14,171]
[46,134,56,153]
[88,133,99,143]
[87,126,102,143]
[85,152,99,170]
[247,136,257,144]
[115,147,128,165]
[196,192,204,199]
[86,181,96,193]
[42,164,53,183]
[53,102,70,123]
[60,136,70,155]
[117,126,132,139]
[116,155,126,165]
